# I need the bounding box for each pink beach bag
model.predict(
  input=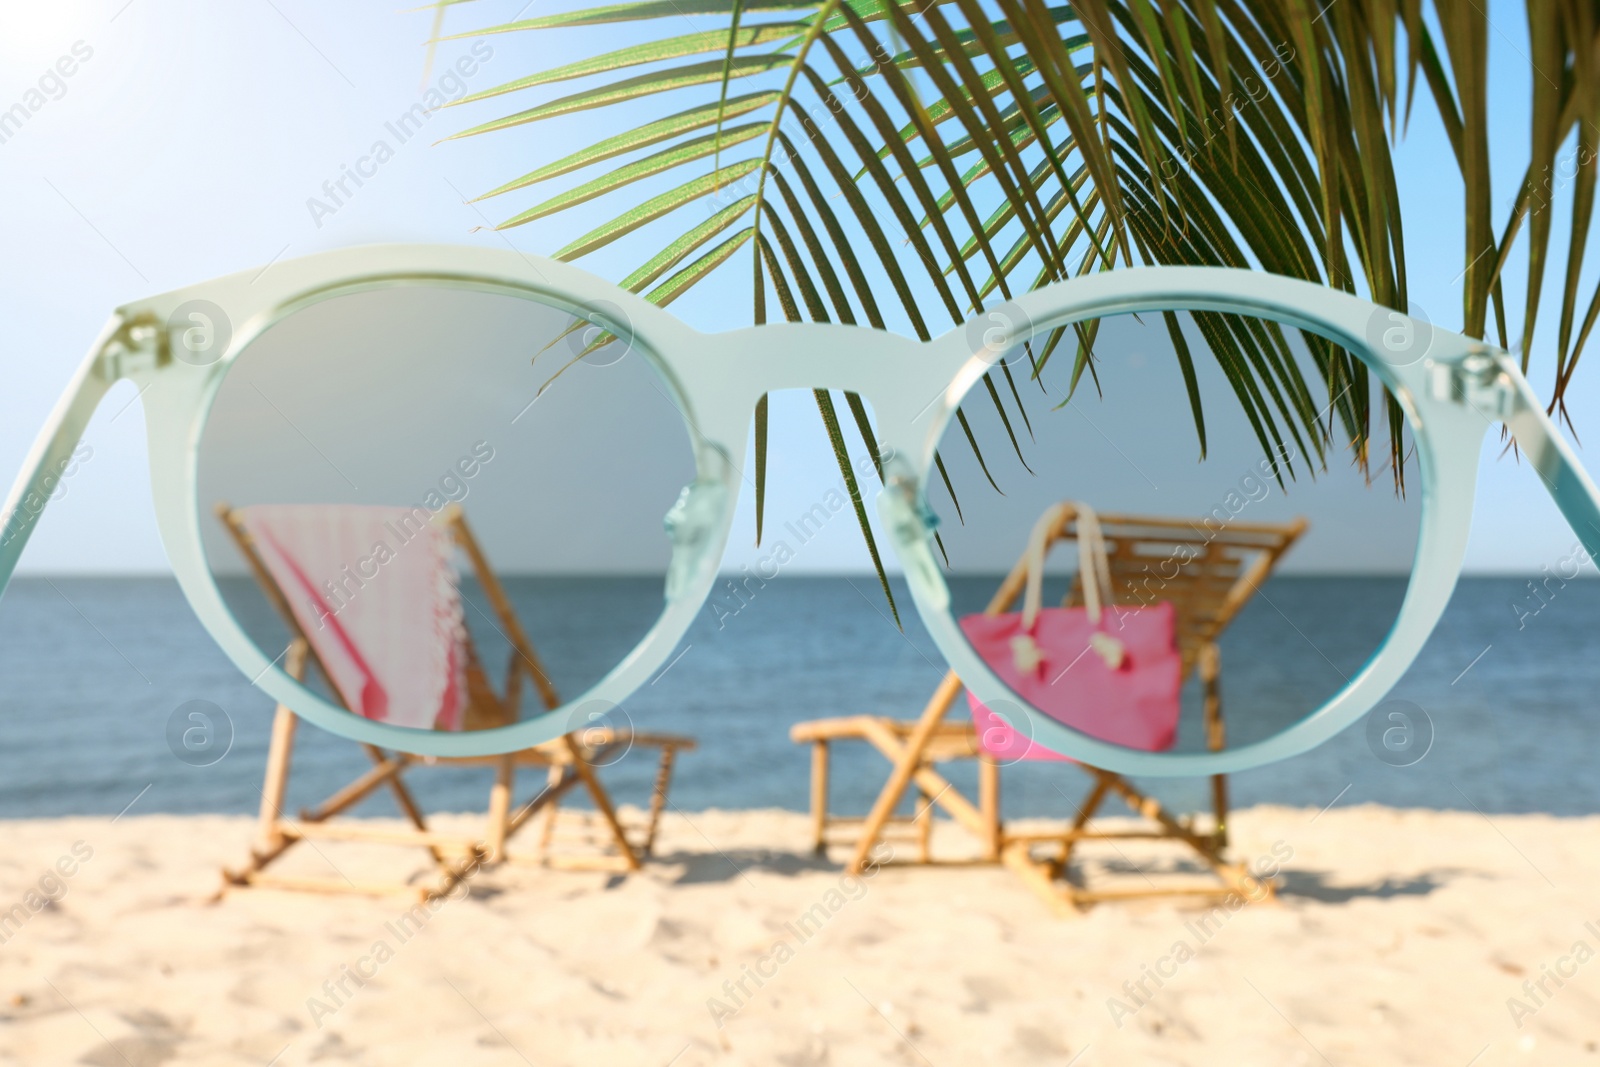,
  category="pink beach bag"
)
[960,502,1183,760]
